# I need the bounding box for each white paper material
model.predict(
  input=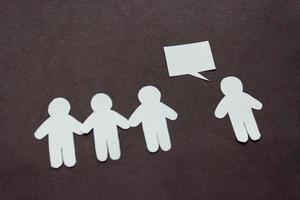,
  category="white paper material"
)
[81,93,130,161]
[163,41,216,81]
[214,76,263,143]
[34,98,83,168]
[129,86,178,152]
